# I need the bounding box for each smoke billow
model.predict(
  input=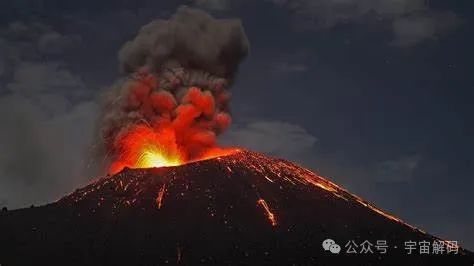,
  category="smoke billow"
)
[99,6,249,171]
